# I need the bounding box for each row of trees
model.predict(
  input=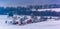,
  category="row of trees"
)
[0,4,60,16]
[0,7,31,15]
